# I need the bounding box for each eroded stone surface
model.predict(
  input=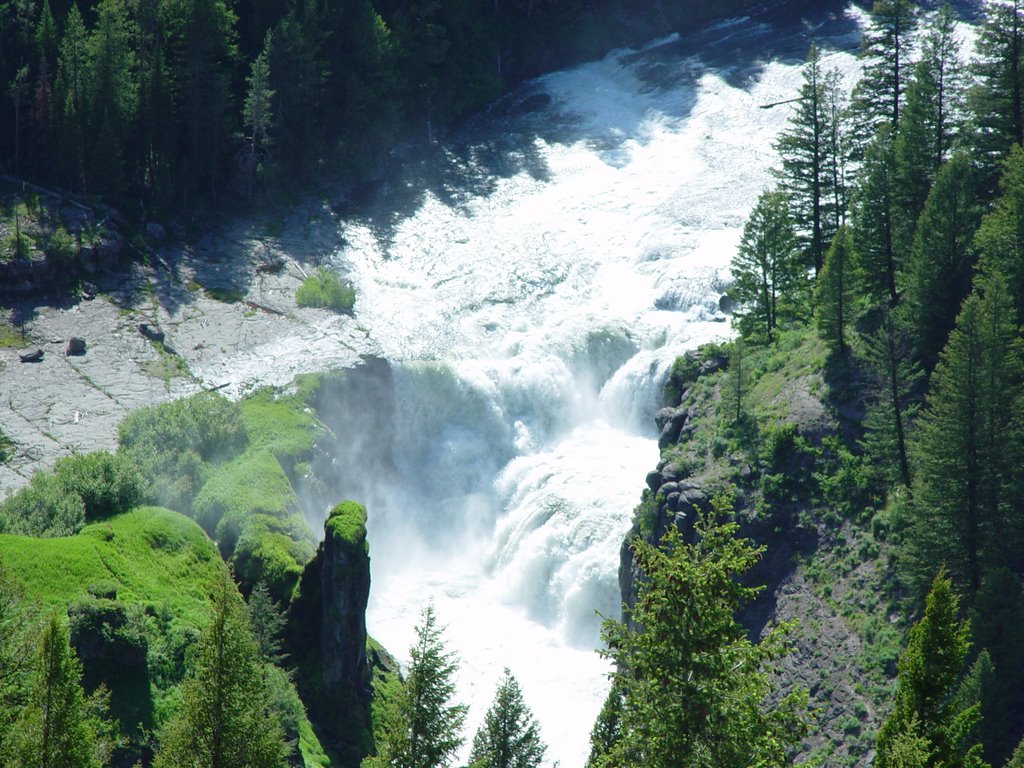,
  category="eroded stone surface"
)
[0,201,378,495]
